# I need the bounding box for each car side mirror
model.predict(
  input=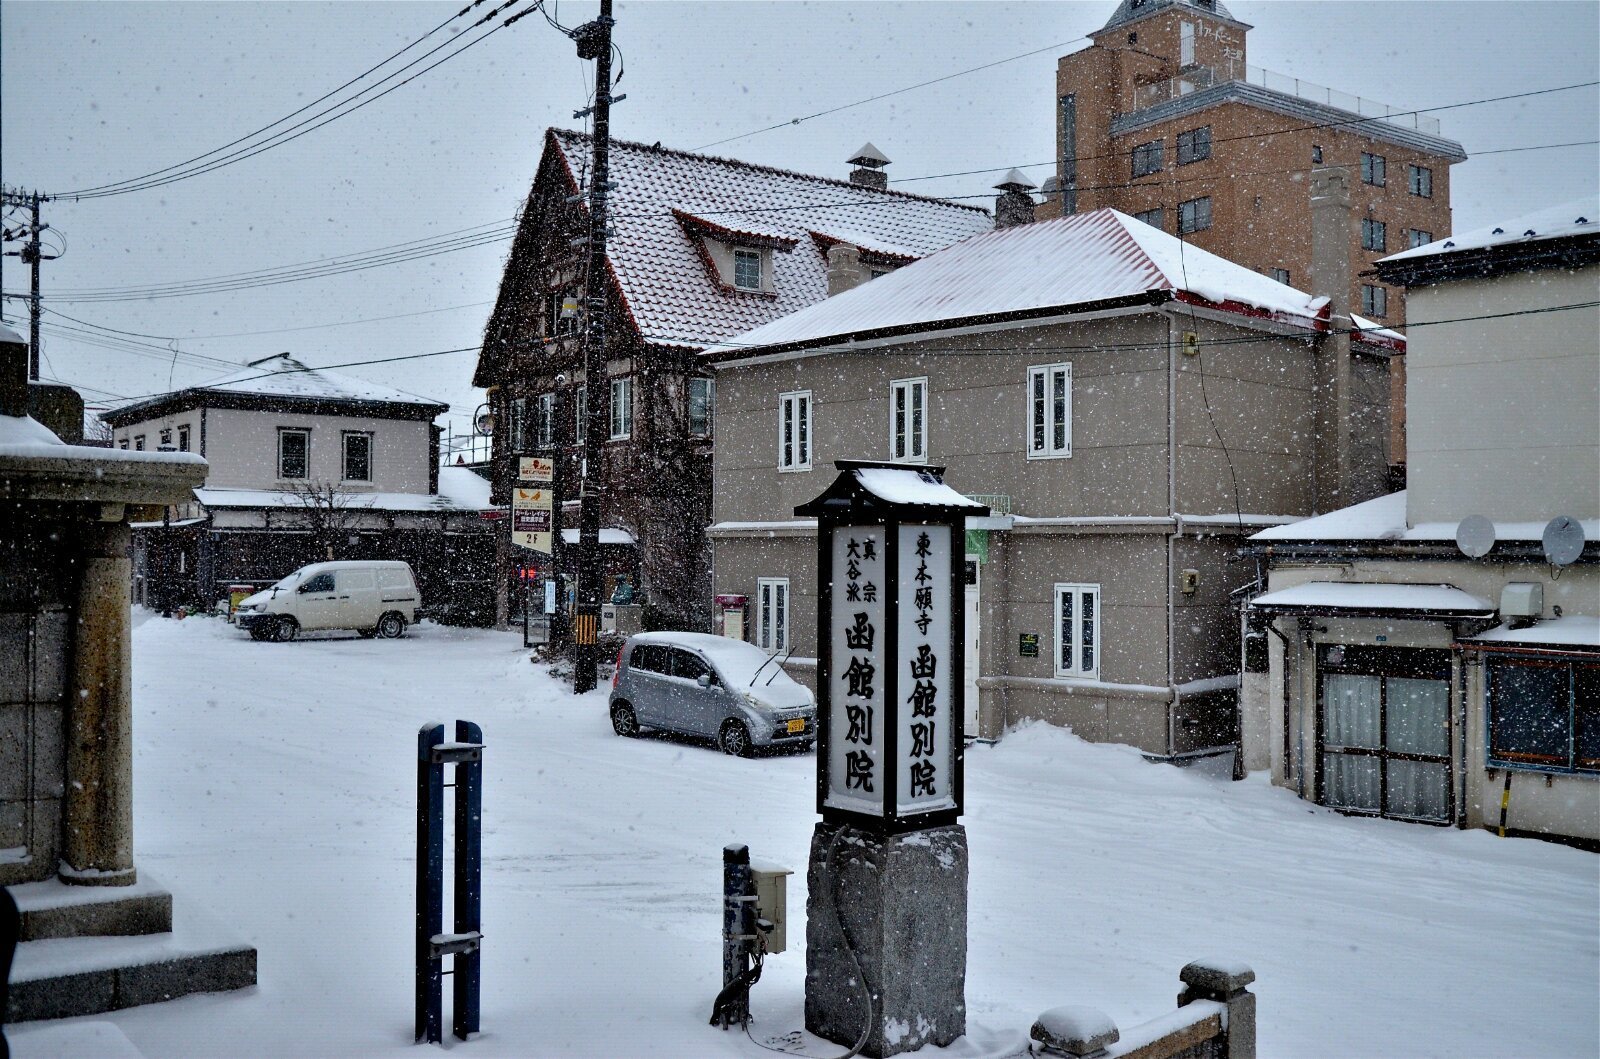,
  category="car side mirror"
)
[696,674,711,689]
